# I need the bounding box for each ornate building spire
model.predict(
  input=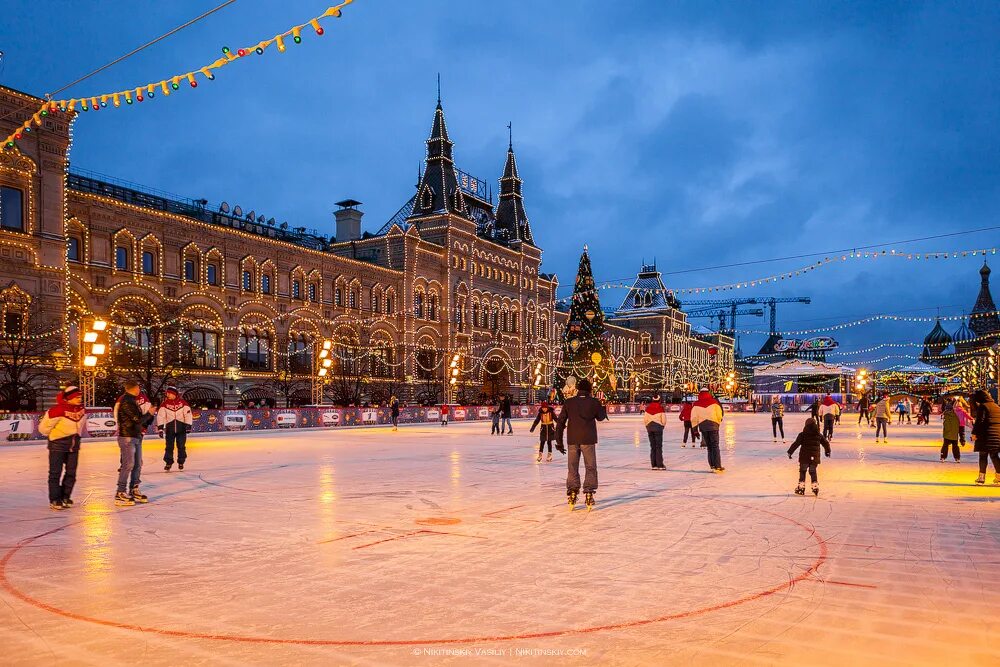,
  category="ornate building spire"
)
[494,125,533,246]
[410,93,467,219]
[970,261,1000,339]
